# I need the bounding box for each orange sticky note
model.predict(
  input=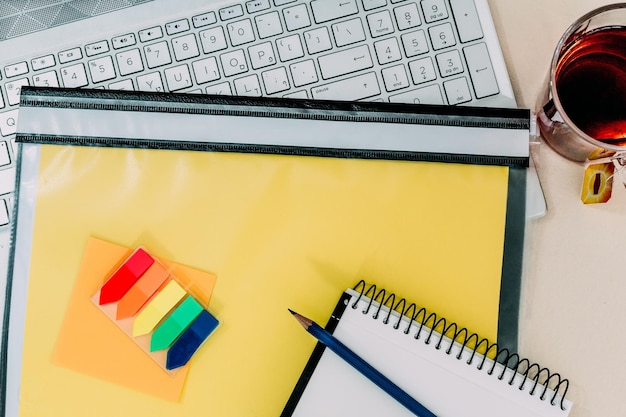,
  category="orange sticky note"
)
[116,261,170,320]
[52,237,217,402]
